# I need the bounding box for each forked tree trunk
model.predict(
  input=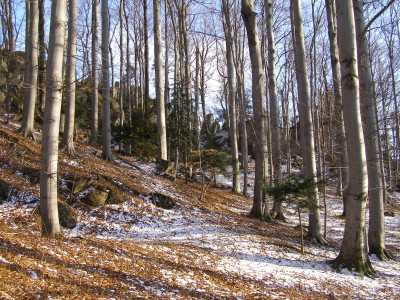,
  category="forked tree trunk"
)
[242,0,270,221]
[40,0,67,237]
[154,0,168,161]
[60,0,77,156]
[290,0,324,243]
[332,0,374,278]
[101,0,112,161]
[266,0,284,220]
[21,0,38,139]
[223,0,241,194]
[353,0,392,261]
[90,0,99,145]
